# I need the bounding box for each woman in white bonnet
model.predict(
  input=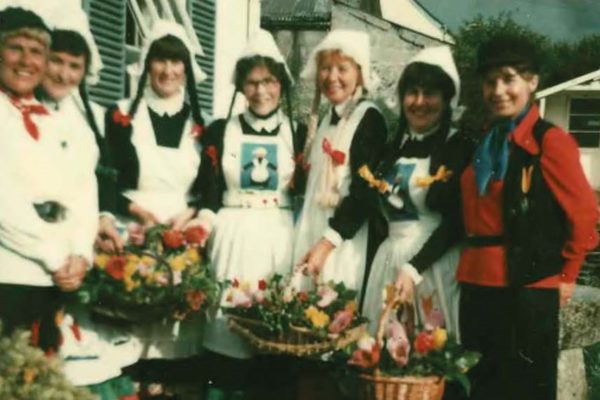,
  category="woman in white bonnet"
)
[196,29,306,399]
[360,46,473,346]
[293,30,387,301]
[104,19,208,396]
